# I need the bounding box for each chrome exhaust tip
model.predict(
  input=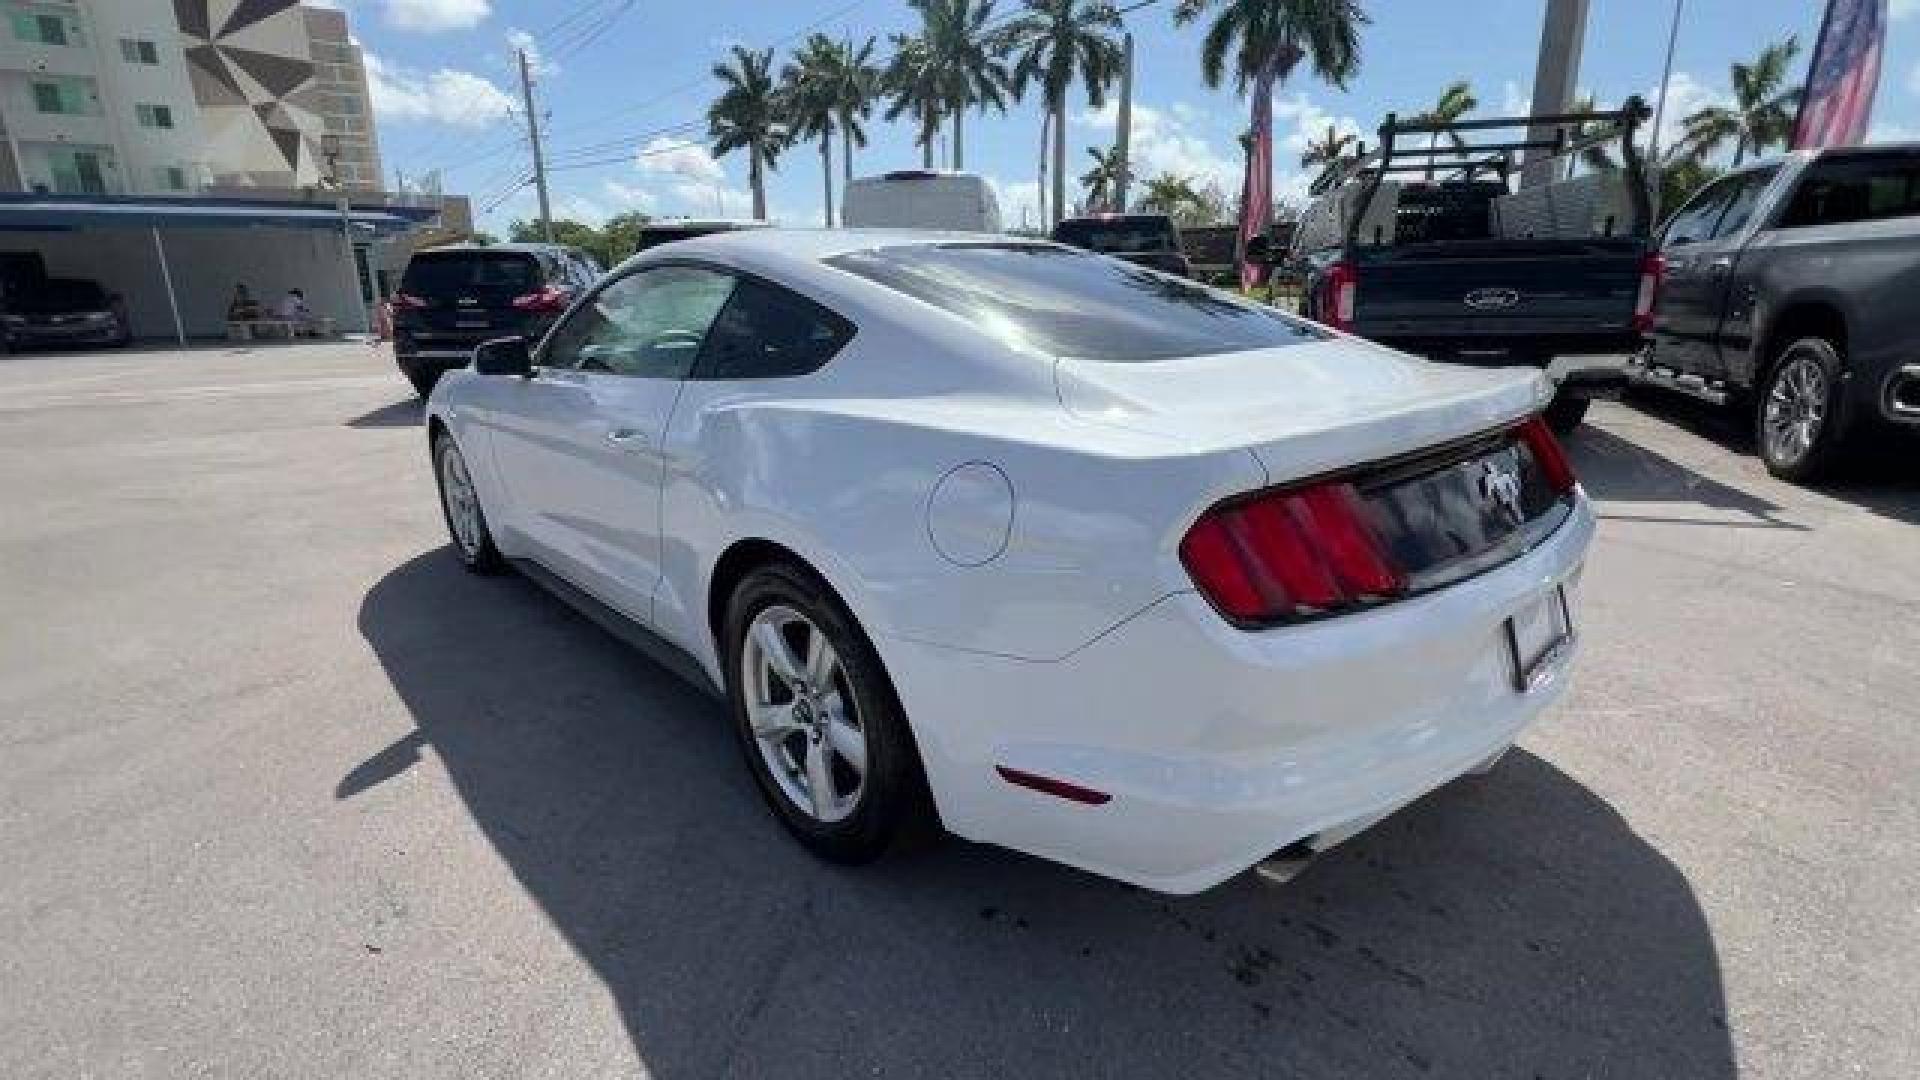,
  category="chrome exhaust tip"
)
[1890,366,1920,419]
